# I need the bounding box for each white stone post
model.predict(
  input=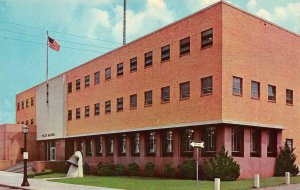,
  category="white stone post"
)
[214,178,220,190]
[254,174,260,188]
[285,172,290,185]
